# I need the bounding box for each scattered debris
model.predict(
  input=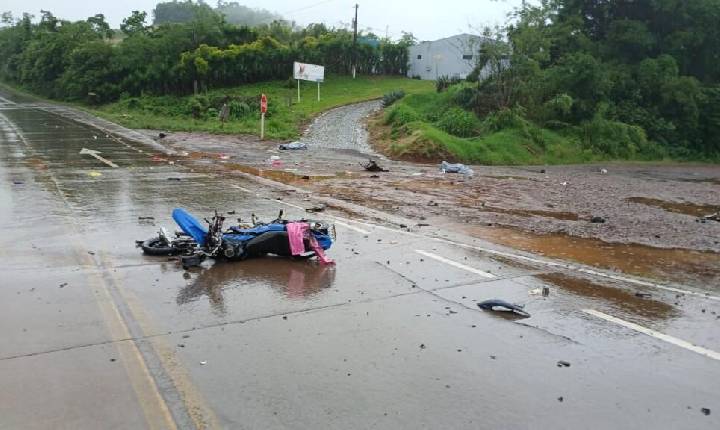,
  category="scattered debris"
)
[166,177,182,181]
[200,361,207,365]
[158,132,167,139]
[556,360,571,368]
[87,171,103,177]
[361,159,388,172]
[305,204,326,213]
[477,300,530,318]
[599,168,608,174]
[12,180,24,185]
[590,216,606,223]
[440,161,474,176]
[557,396,564,402]
[279,142,308,150]
[529,287,551,297]
[138,216,155,220]
[701,408,711,416]
[701,212,720,222]
[635,292,652,298]
[419,343,426,349]
[59,283,67,288]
